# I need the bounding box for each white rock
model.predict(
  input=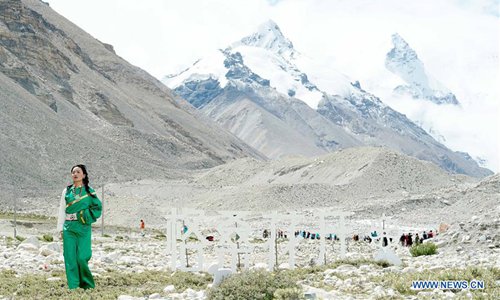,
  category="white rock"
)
[303,291,317,299]
[39,248,55,257]
[373,285,385,298]
[185,288,197,297]
[148,293,161,299]
[17,243,38,252]
[164,285,175,293]
[278,262,291,269]
[402,267,416,273]
[117,296,138,300]
[358,264,371,272]
[44,243,60,252]
[21,236,40,247]
[335,264,357,274]
[418,291,433,297]
[46,277,61,282]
